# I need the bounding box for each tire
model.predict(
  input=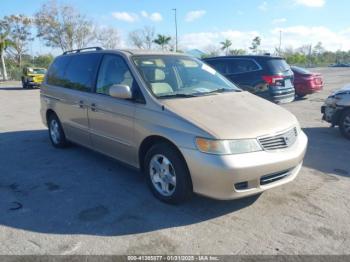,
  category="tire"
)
[144,143,193,204]
[22,78,27,89]
[48,114,69,148]
[296,93,307,98]
[339,109,350,140]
